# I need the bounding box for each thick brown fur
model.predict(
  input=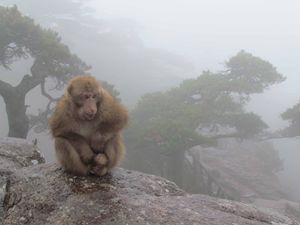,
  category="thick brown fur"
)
[49,75,128,176]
